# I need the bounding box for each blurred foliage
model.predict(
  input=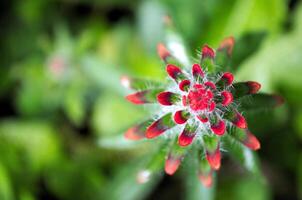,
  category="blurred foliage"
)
[0,0,301,199]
